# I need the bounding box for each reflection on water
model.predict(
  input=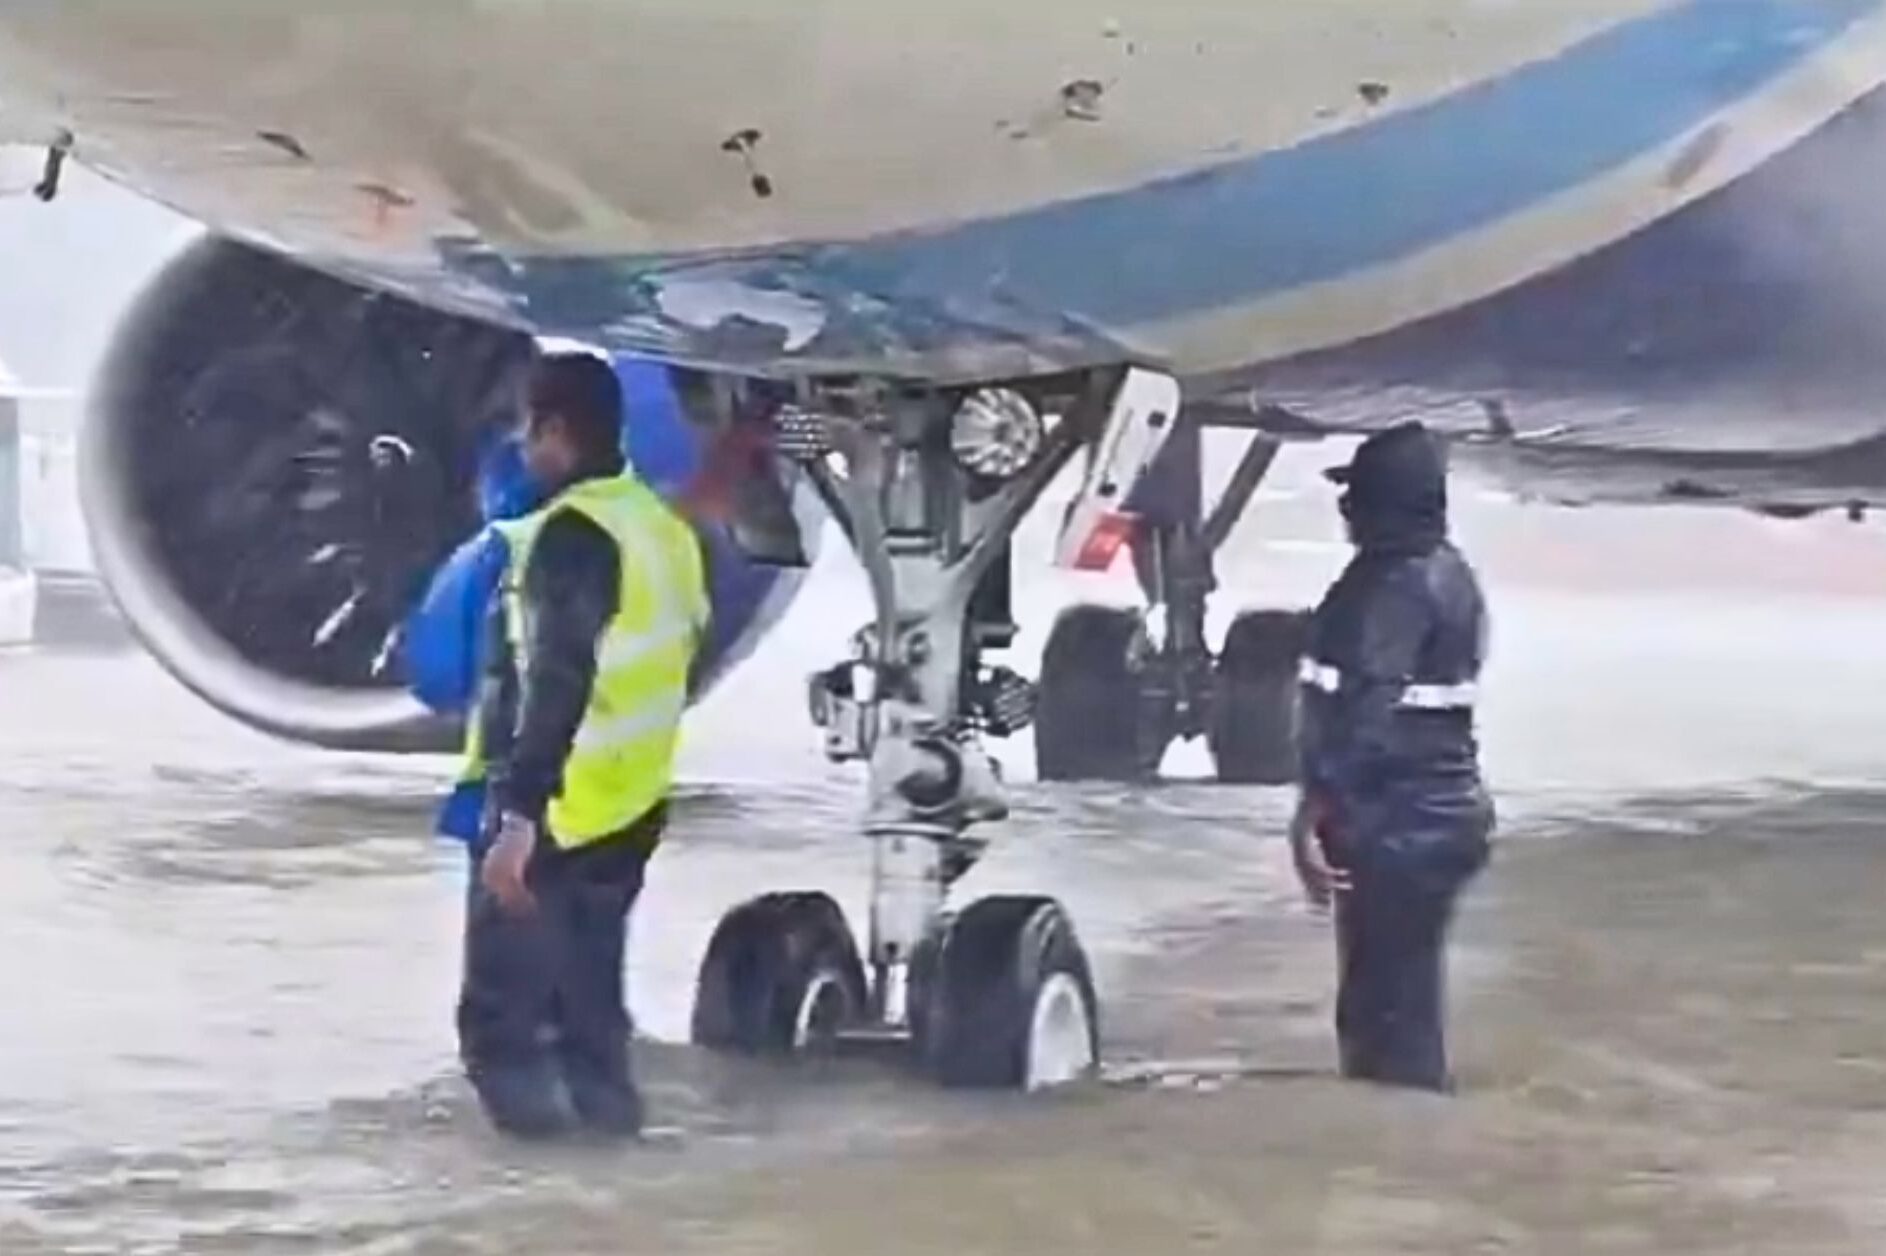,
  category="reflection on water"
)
[5,759,1883,1254]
